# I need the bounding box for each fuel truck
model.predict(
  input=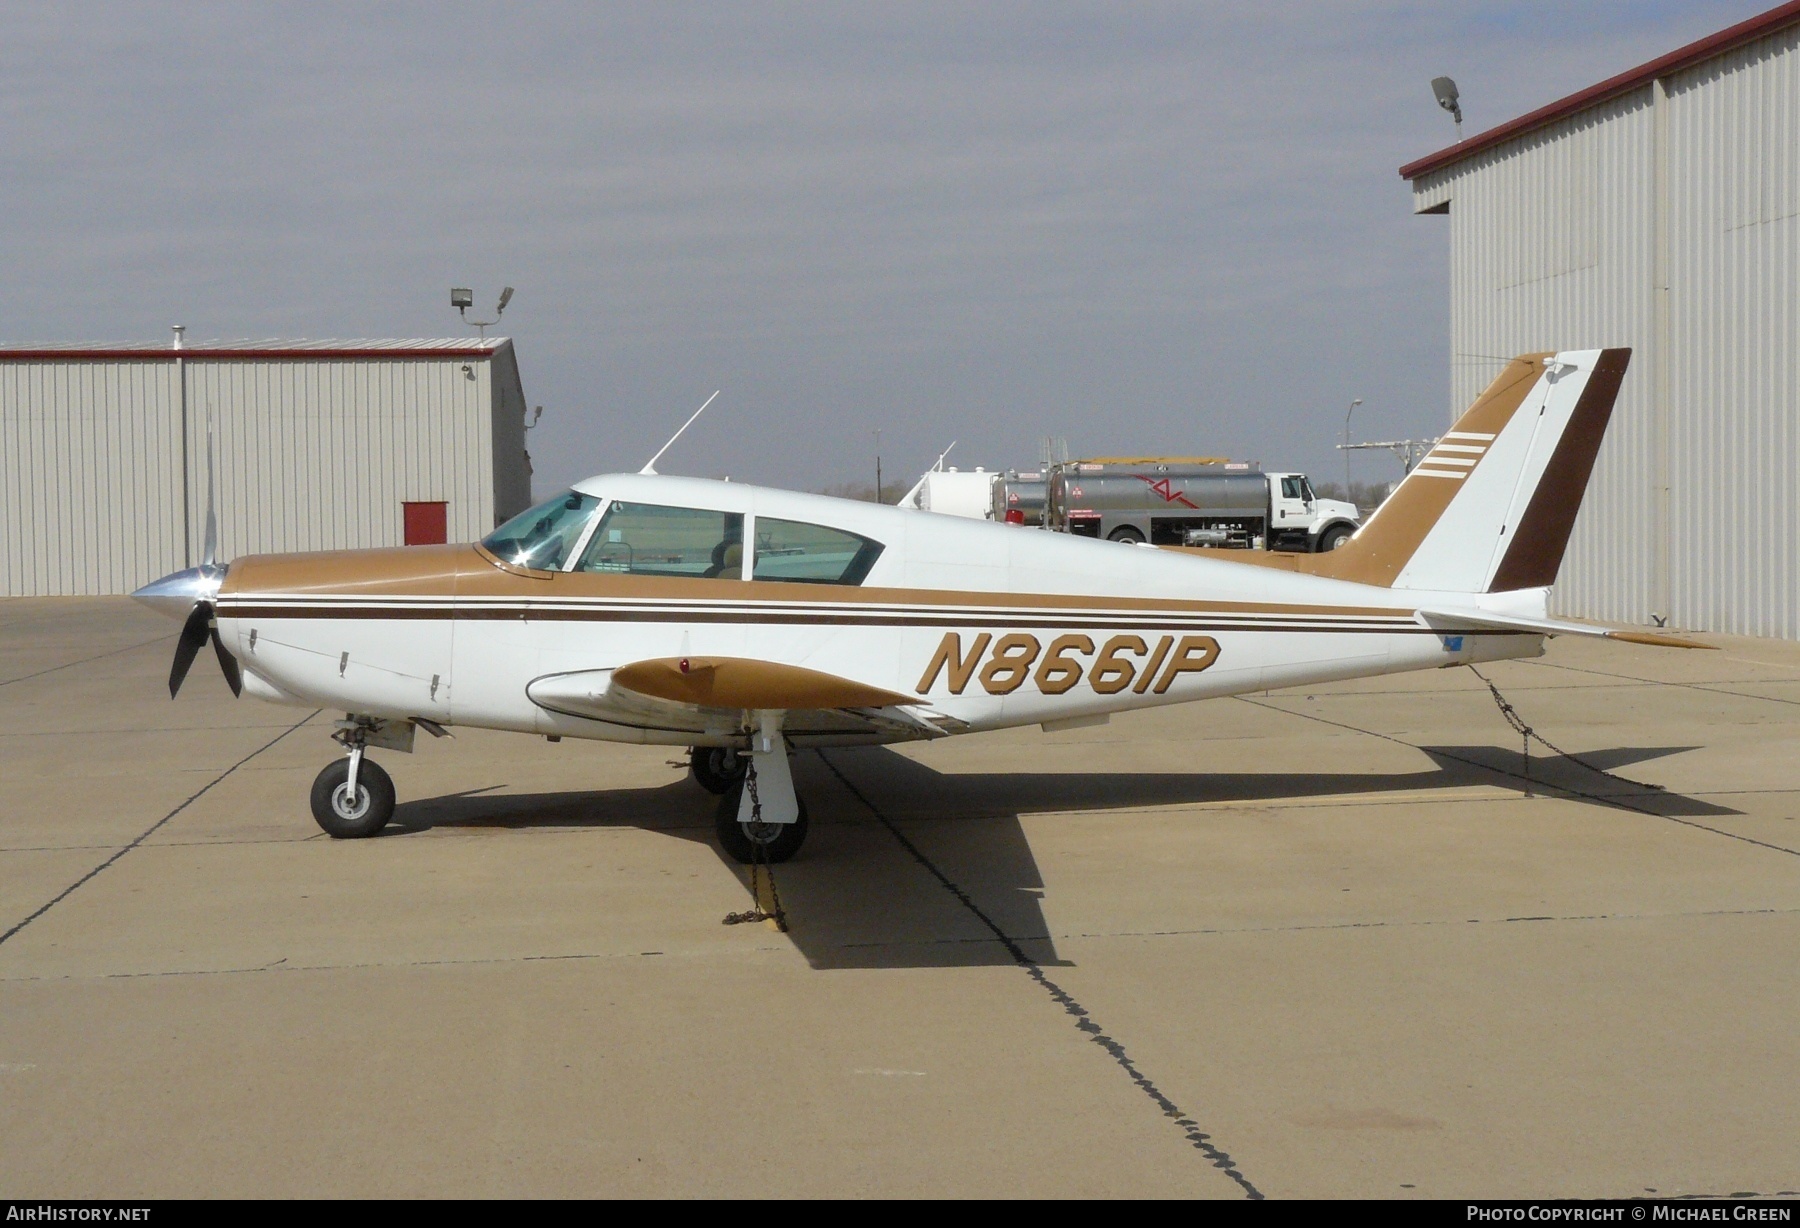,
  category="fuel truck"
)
[1045,458,1360,552]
